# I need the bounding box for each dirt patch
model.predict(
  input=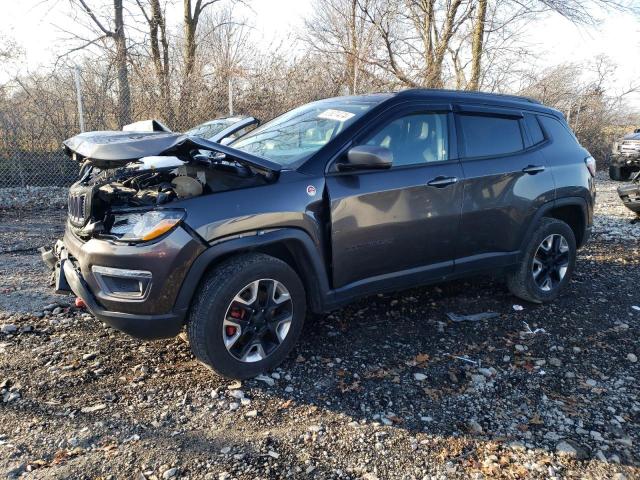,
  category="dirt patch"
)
[0,175,638,479]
